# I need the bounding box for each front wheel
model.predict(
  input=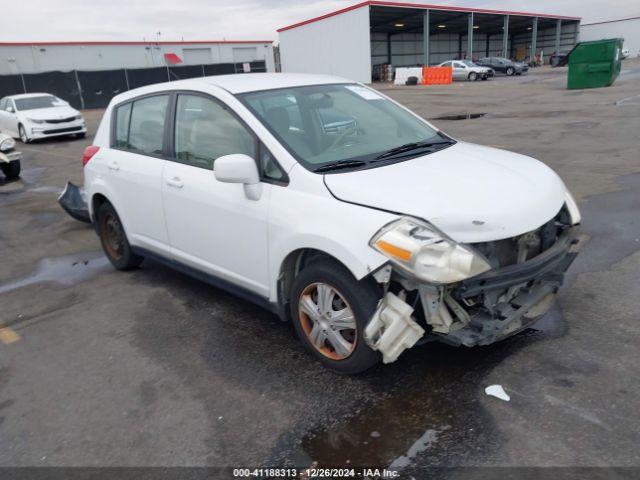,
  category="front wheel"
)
[506,67,515,76]
[290,260,381,374]
[19,125,30,143]
[0,160,20,179]
[468,72,478,81]
[96,201,143,270]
